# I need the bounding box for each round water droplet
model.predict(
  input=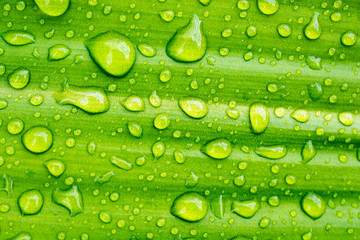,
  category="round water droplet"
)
[291,109,309,123]
[257,0,279,15]
[154,113,171,130]
[267,195,280,207]
[233,175,246,187]
[171,192,208,222]
[277,24,291,37]
[44,159,65,177]
[237,0,250,10]
[338,112,354,126]
[122,95,145,112]
[137,43,156,57]
[255,145,287,159]
[246,25,257,38]
[301,192,326,219]
[341,31,357,47]
[166,14,207,62]
[259,217,271,228]
[250,103,269,134]
[304,12,321,40]
[0,98,8,110]
[84,31,136,77]
[232,198,259,218]
[30,94,44,106]
[152,141,165,159]
[127,122,143,137]
[18,189,43,215]
[1,30,35,46]
[99,210,112,223]
[179,97,208,119]
[8,67,30,89]
[201,138,232,160]
[34,0,69,16]
[22,126,53,153]
[48,44,71,61]
[159,10,175,22]
[7,118,24,135]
